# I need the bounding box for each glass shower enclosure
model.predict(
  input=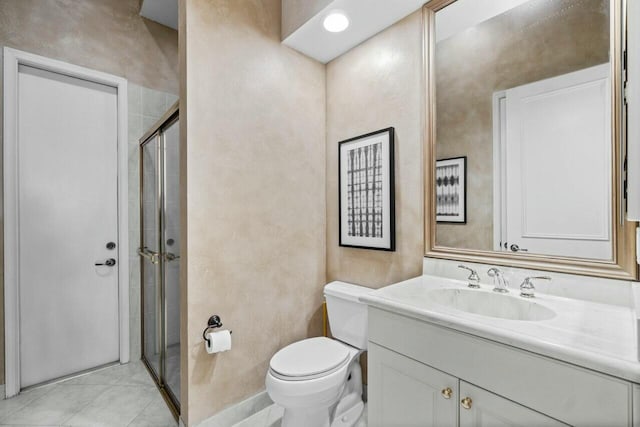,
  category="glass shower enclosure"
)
[138,103,181,413]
